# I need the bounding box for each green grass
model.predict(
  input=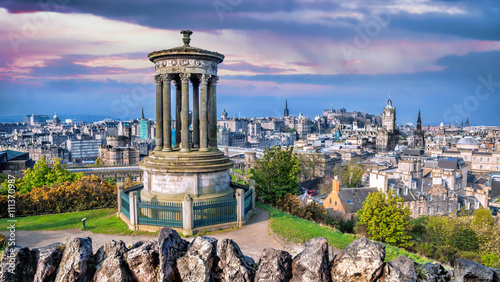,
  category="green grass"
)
[258,203,434,264]
[0,209,155,236]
